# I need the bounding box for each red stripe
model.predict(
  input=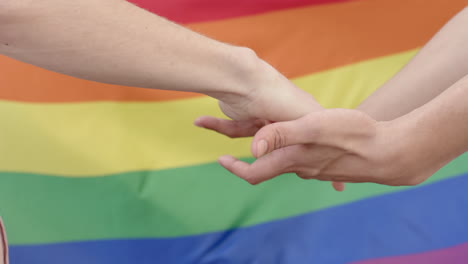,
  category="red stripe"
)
[352,243,468,264]
[127,0,356,23]
[1,0,464,103]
